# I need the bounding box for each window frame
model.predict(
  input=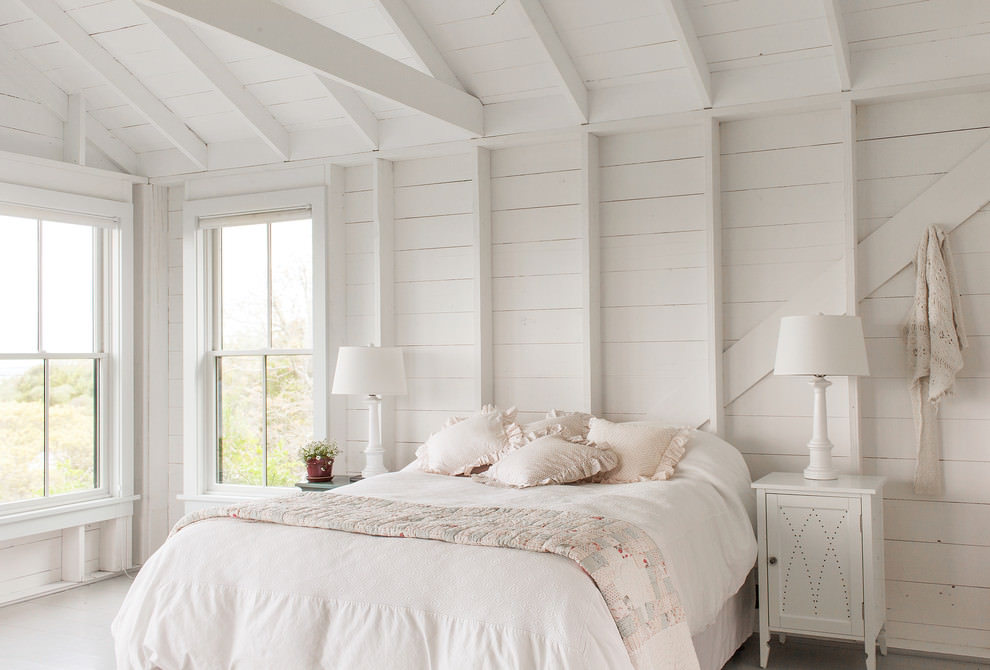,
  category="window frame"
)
[0,183,133,519]
[183,188,328,499]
